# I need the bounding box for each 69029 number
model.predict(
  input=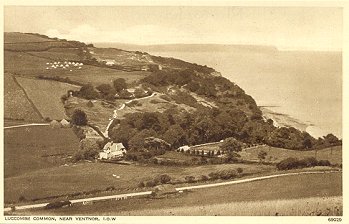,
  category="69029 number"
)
[328,218,342,222]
